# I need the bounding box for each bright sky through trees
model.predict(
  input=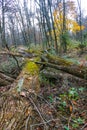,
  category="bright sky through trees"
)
[19,0,87,15]
[73,0,87,15]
